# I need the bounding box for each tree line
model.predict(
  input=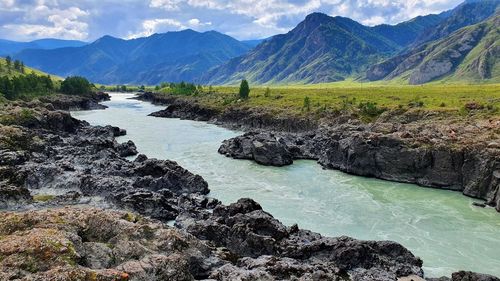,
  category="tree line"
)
[0,56,25,74]
[0,73,54,100]
[0,73,94,100]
